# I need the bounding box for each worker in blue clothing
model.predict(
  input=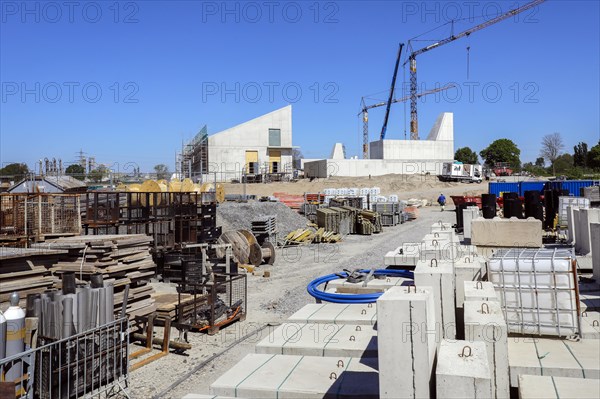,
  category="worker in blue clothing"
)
[438,193,446,211]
